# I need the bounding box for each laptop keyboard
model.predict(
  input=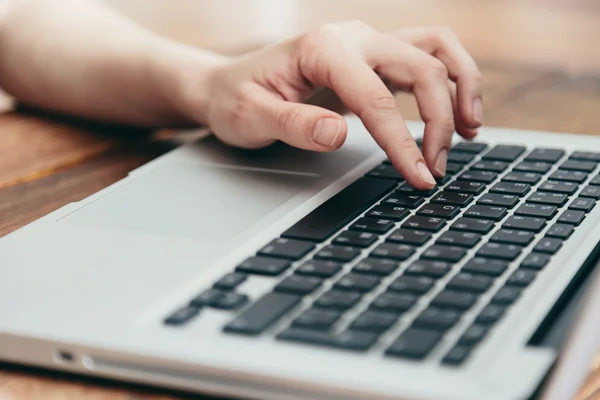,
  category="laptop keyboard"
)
[163,140,600,366]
